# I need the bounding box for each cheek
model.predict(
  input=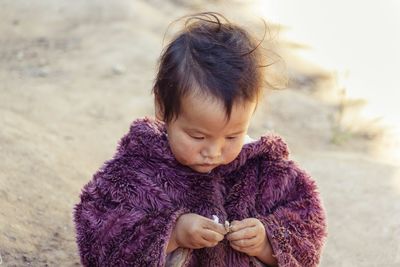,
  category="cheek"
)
[223,141,244,163]
[169,136,200,164]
